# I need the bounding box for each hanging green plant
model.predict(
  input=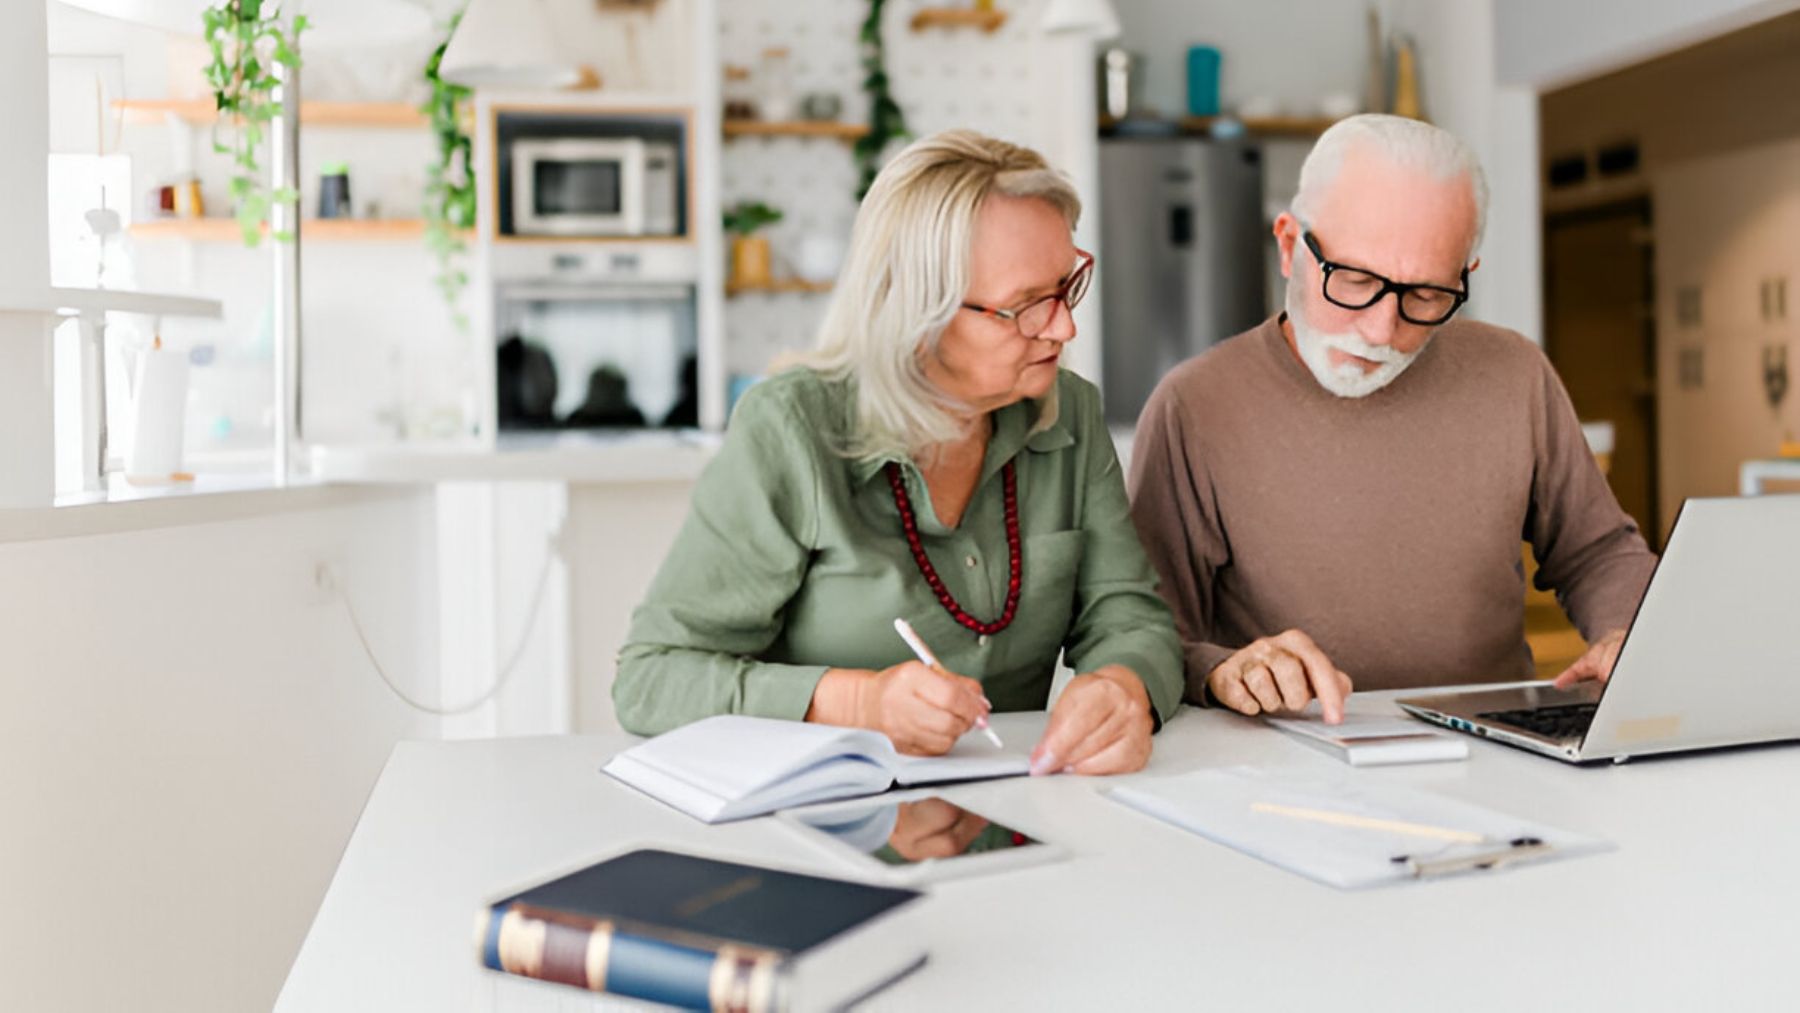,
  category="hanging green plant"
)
[854,0,909,199]
[422,10,476,330]
[202,0,307,246]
